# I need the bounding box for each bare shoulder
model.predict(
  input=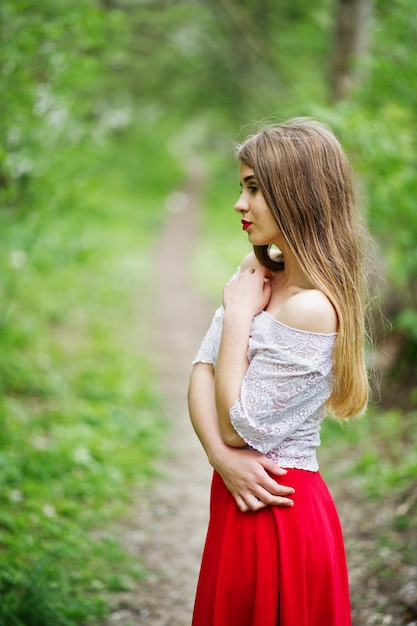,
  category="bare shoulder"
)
[239,252,261,272]
[277,290,338,334]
